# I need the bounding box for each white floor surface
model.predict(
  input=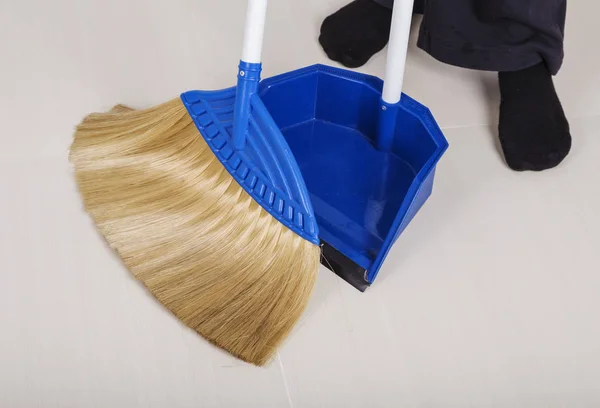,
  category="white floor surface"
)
[1,0,599,406]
